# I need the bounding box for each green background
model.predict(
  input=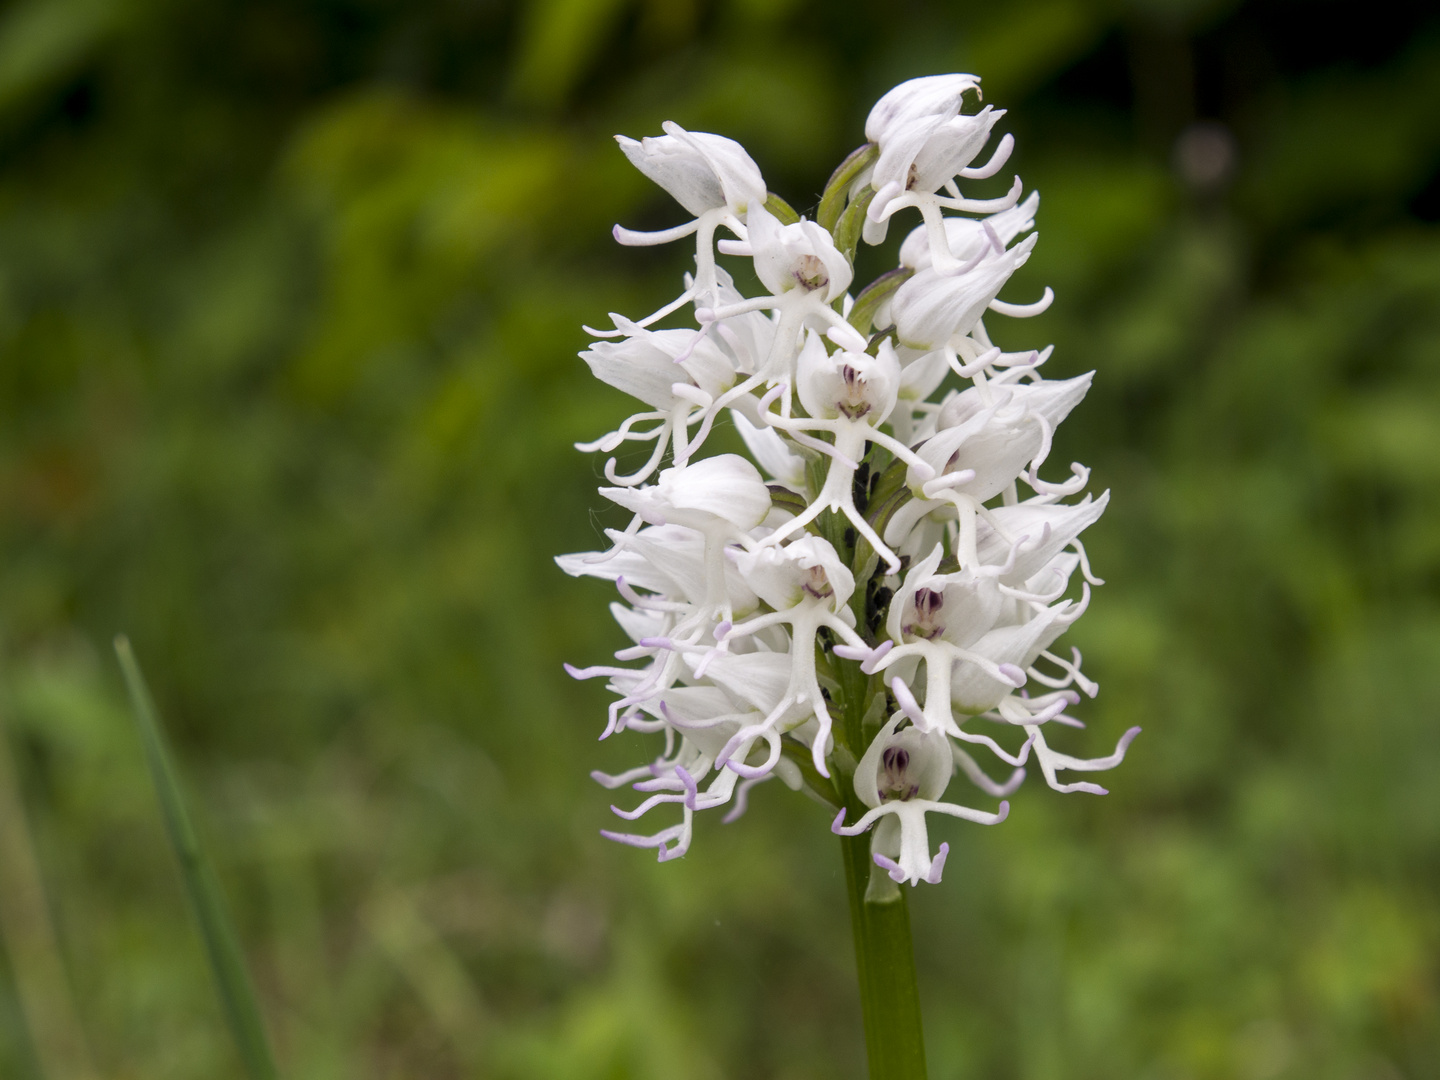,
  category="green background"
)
[0,0,1437,1076]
